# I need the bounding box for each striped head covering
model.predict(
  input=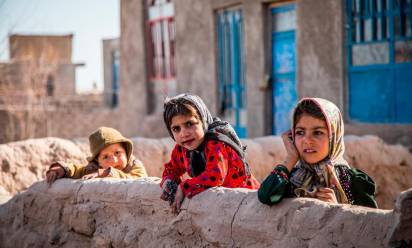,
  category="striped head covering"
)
[289,98,350,203]
[164,93,252,179]
[163,93,214,139]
